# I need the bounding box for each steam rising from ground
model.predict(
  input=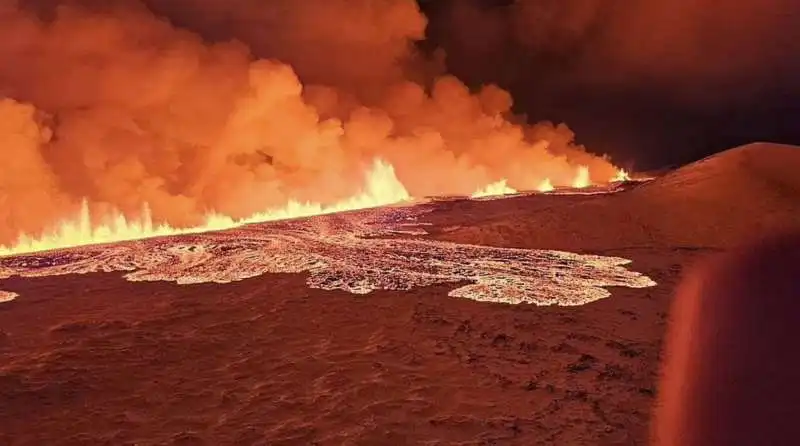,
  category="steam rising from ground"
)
[0,203,656,305]
[0,1,620,245]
